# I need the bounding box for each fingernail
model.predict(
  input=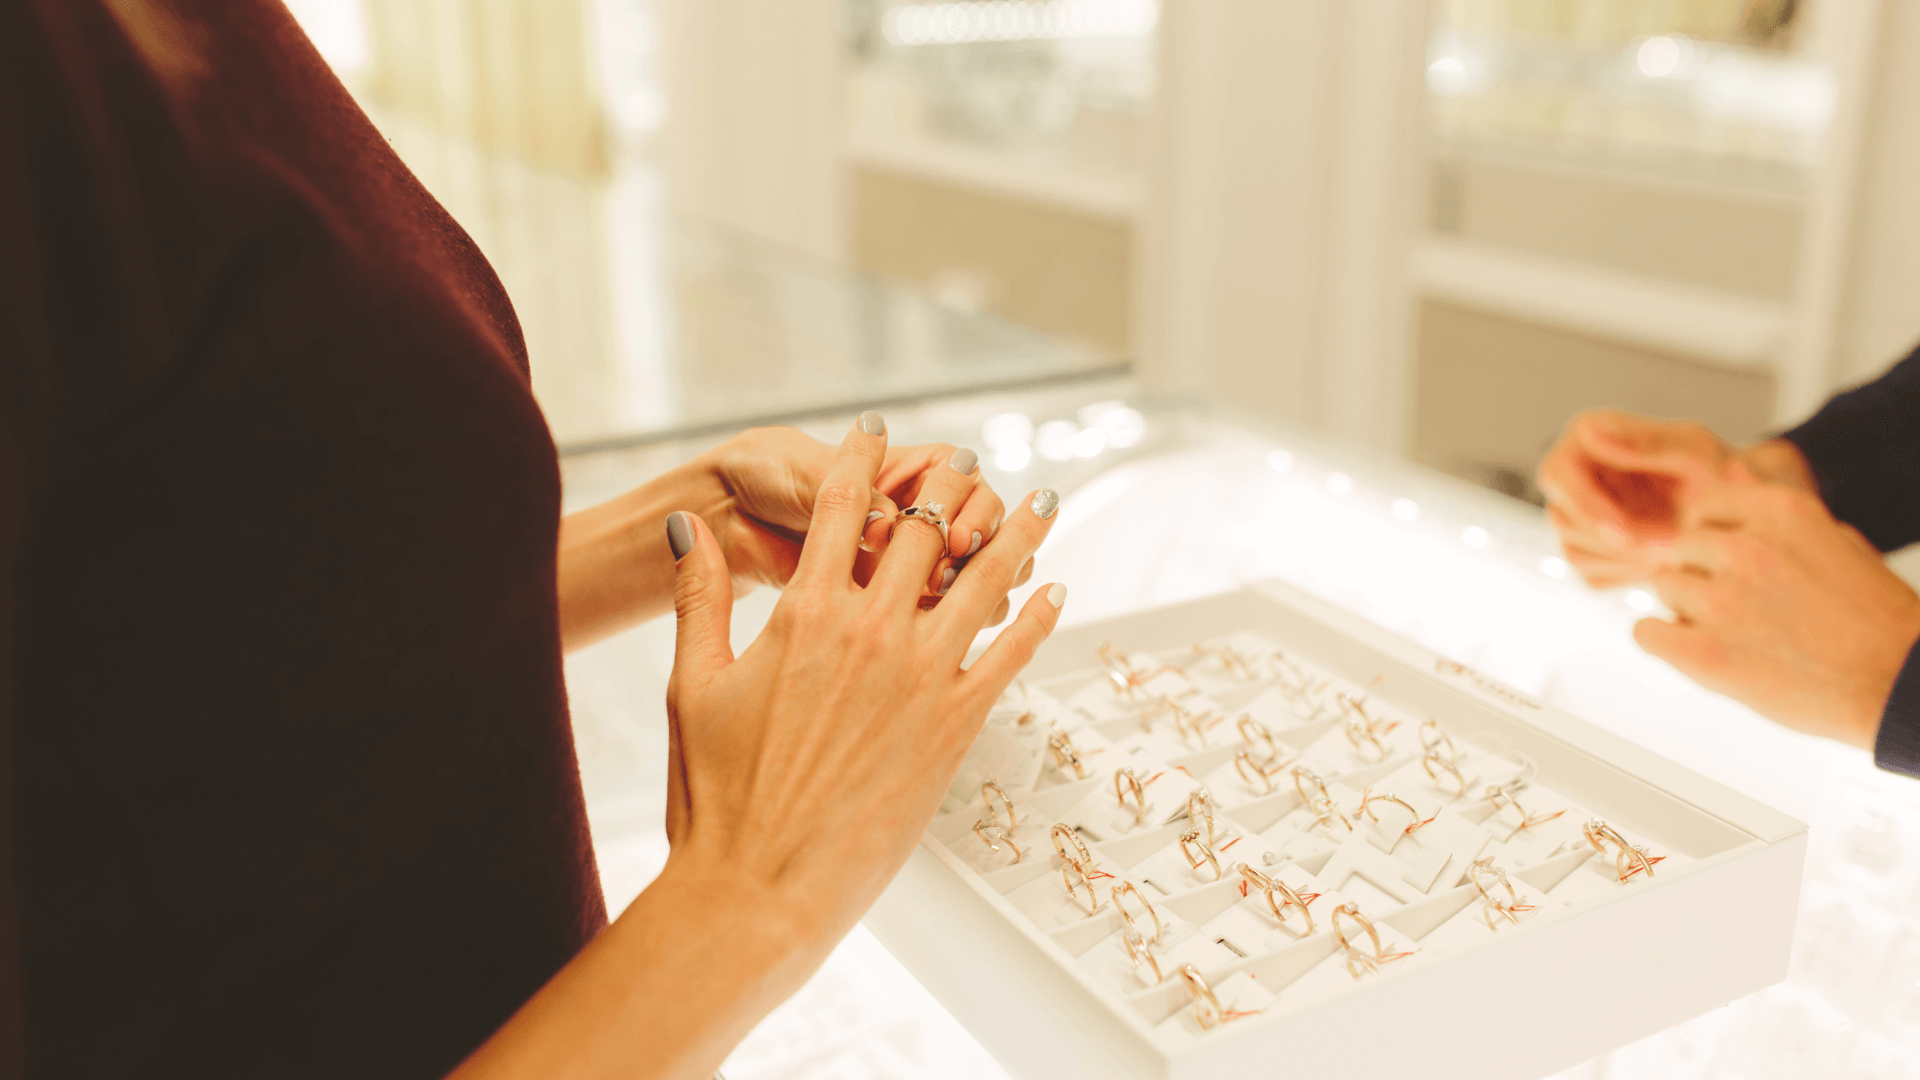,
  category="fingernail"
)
[858,410,886,436]
[939,567,957,595]
[1047,583,1068,609]
[666,511,694,561]
[949,447,978,475]
[967,530,983,556]
[867,509,886,526]
[1031,488,1059,520]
